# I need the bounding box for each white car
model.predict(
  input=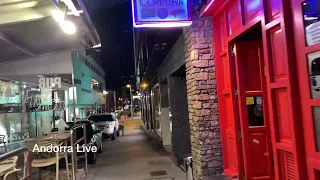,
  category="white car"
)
[88,113,119,140]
